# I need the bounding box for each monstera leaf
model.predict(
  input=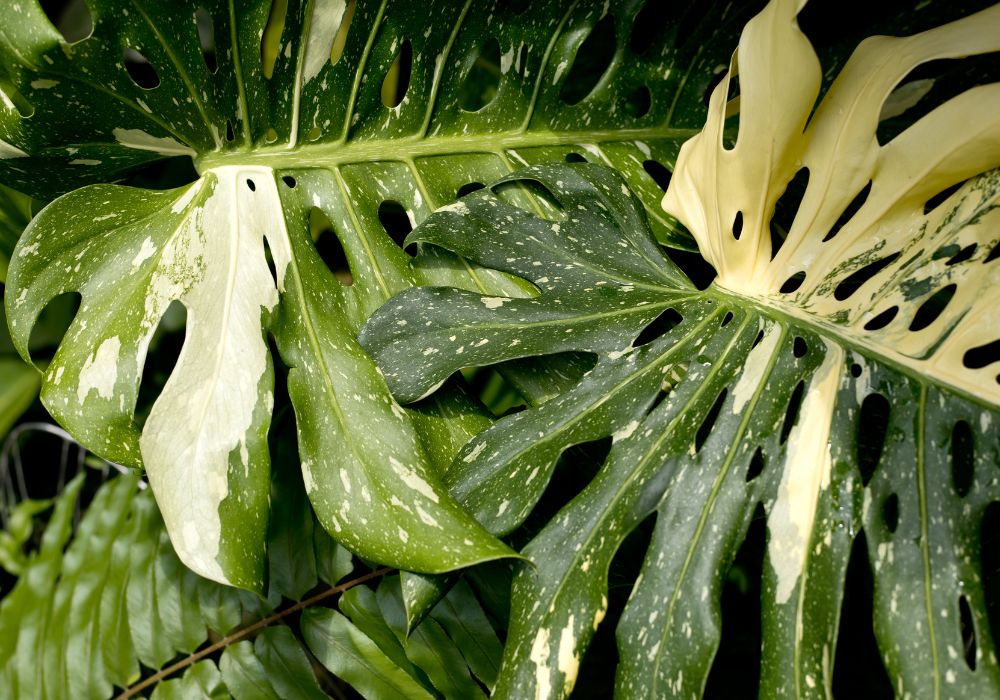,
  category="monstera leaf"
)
[0,0,764,588]
[361,2,1000,697]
